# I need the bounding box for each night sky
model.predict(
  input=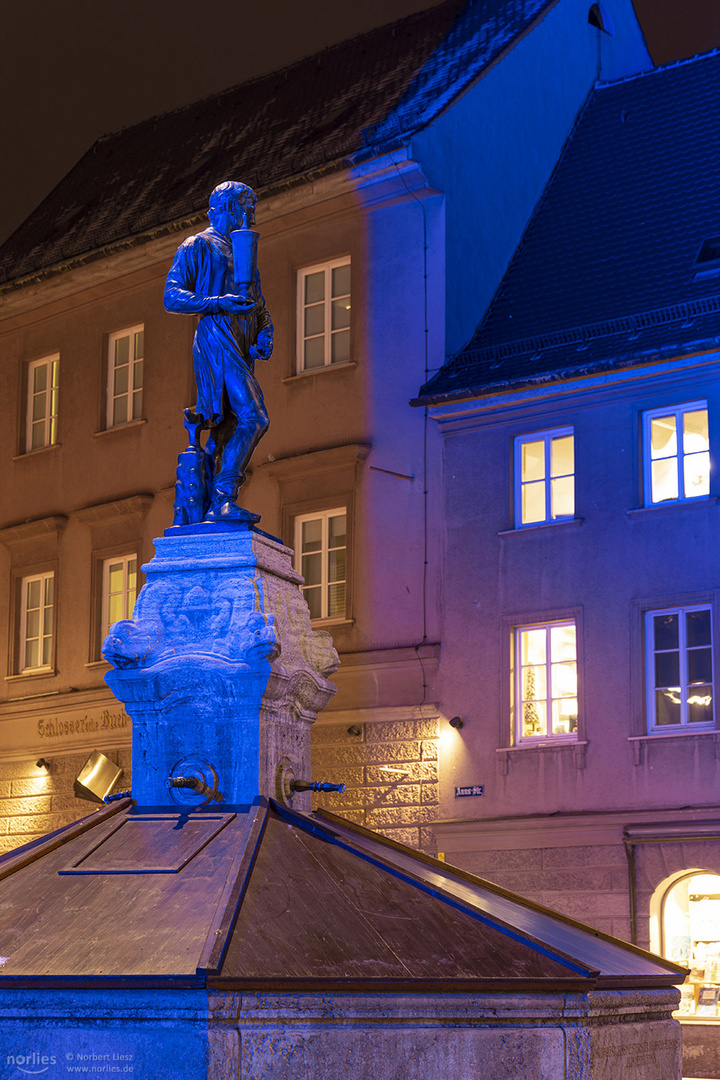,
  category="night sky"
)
[1,0,718,249]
